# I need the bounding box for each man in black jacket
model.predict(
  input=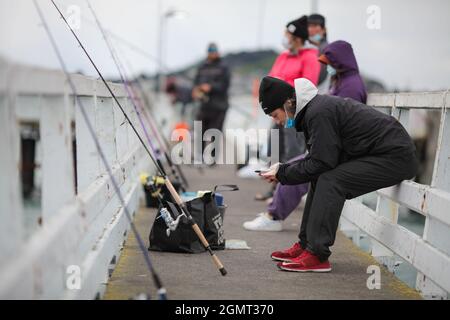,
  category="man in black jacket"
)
[192,43,230,161]
[259,76,418,272]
